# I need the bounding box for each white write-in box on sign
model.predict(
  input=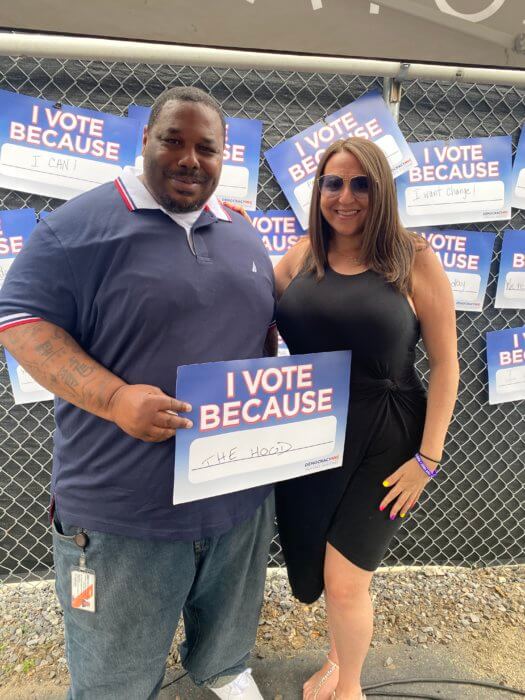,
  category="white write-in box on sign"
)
[515,168,525,200]
[0,258,14,290]
[216,164,250,200]
[495,365,525,394]
[0,143,122,199]
[188,415,337,483]
[446,271,481,302]
[504,271,525,300]
[375,134,403,170]
[405,180,504,217]
[294,176,315,211]
[17,365,45,394]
